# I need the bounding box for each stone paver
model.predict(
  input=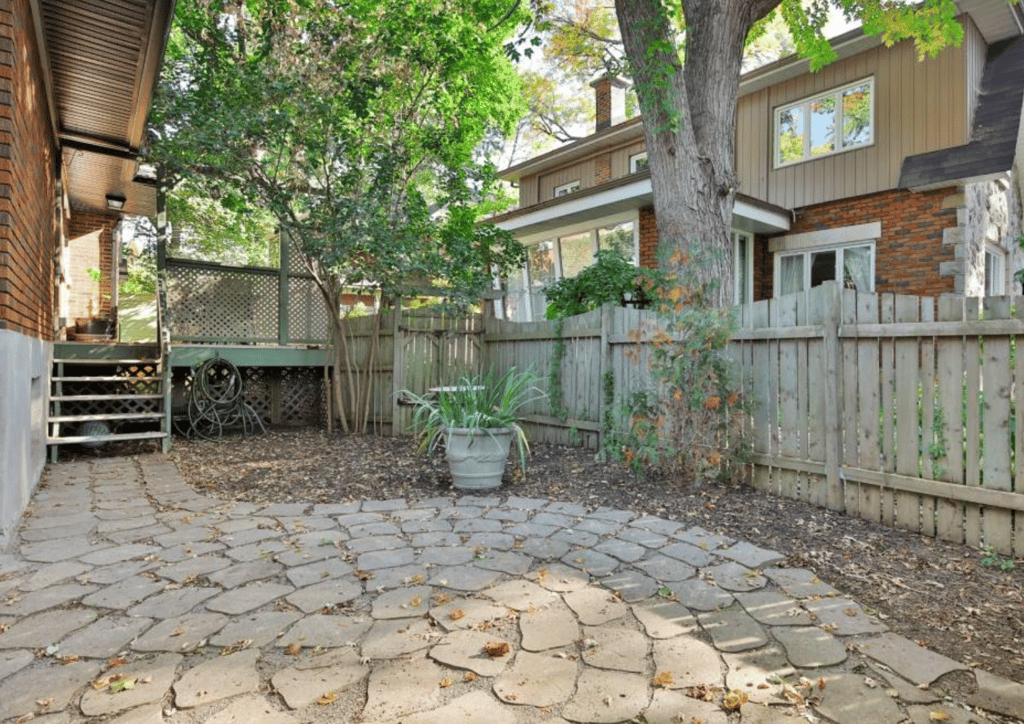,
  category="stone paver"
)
[582,624,649,672]
[79,653,181,717]
[0,608,97,649]
[58,615,153,658]
[429,629,514,676]
[0,660,100,721]
[814,672,906,724]
[387,690,516,724]
[203,696,298,724]
[206,581,295,615]
[857,632,968,685]
[562,669,650,723]
[493,650,578,706]
[697,604,768,652]
[173,649,261,708]
[0,458,1013,724]
[271,649,368,709]
[774,625,847,667]
[132,612,229,653]
[362,657,444,721]
[520,599,580,651]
